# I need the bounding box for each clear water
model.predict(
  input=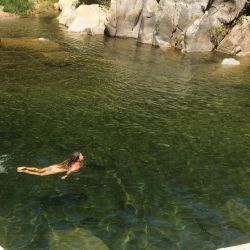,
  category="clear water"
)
[0,14,250,250]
